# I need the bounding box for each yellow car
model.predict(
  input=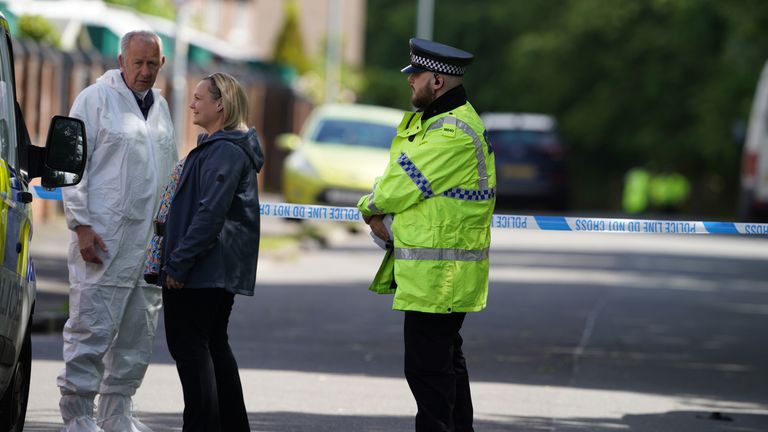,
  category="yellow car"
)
[279,103,404,206]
